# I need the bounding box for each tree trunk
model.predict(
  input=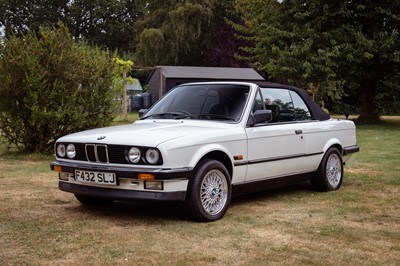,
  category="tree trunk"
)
[357,80,381,123]
[122,68,127,120]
